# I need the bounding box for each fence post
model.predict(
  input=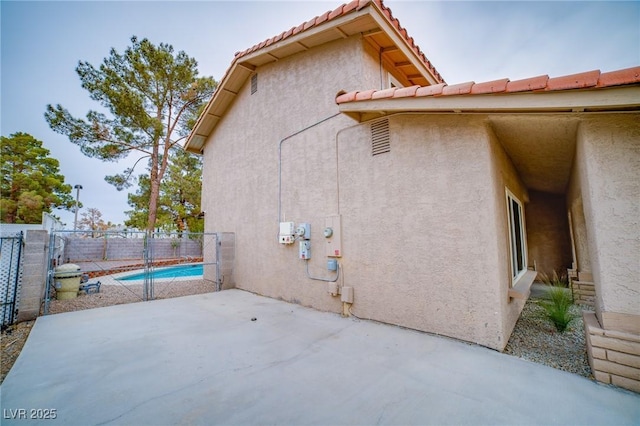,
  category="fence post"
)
[143,230,155,301]
[17,230,47,322]
[215,233,221,292]
[143,232,149,301]
[42,231,59,315]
